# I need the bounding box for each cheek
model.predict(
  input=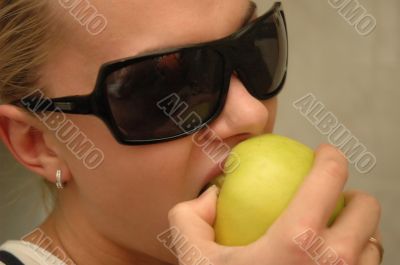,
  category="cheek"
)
[56,115,195,217]
[262,97,278,133]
